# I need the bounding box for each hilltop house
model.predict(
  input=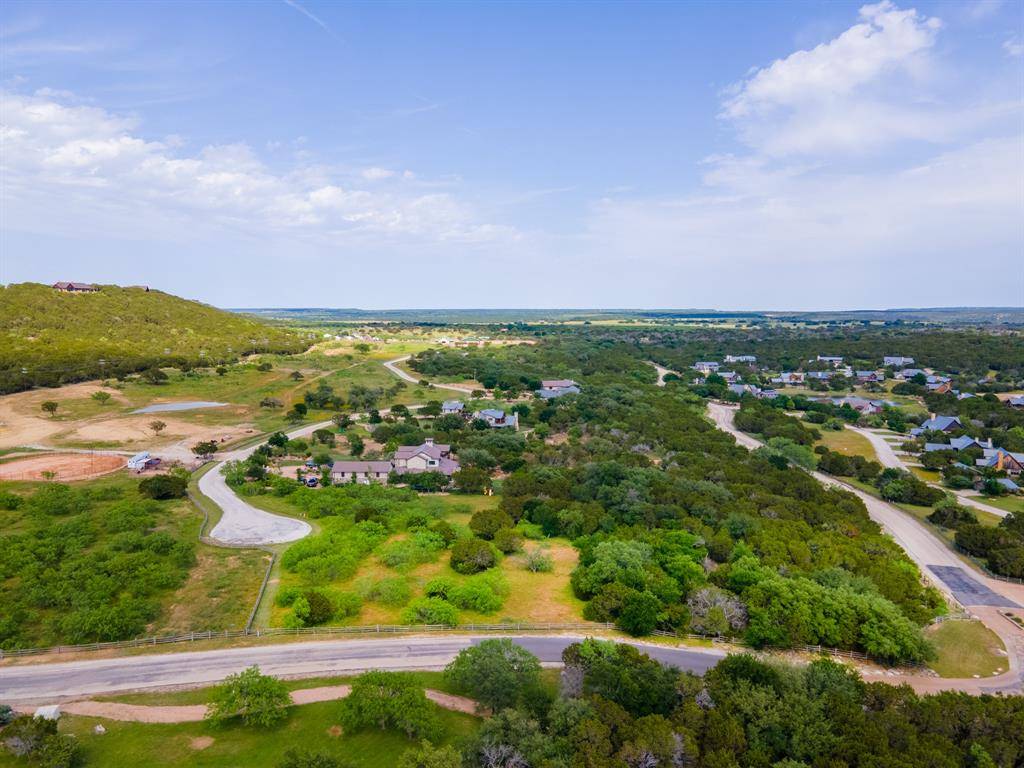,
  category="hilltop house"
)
[826,395,891,415]
[724,355,757,364]
[473,408,519,429]
[855,370,884,384]
[806,371,834,381]
[441,400,466,416]
[884,356,915,367]
[911,415,963,437]
[393,438,461,475]
[718,371,740,384]
[1008,395,1024,409]
[52,281,98,293]
[898,368,927,380]
[537,379,581,399]
[816,355,844,366]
